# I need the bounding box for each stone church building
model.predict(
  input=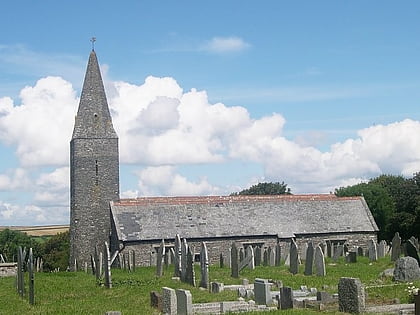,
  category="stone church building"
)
[69,50,378,268]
